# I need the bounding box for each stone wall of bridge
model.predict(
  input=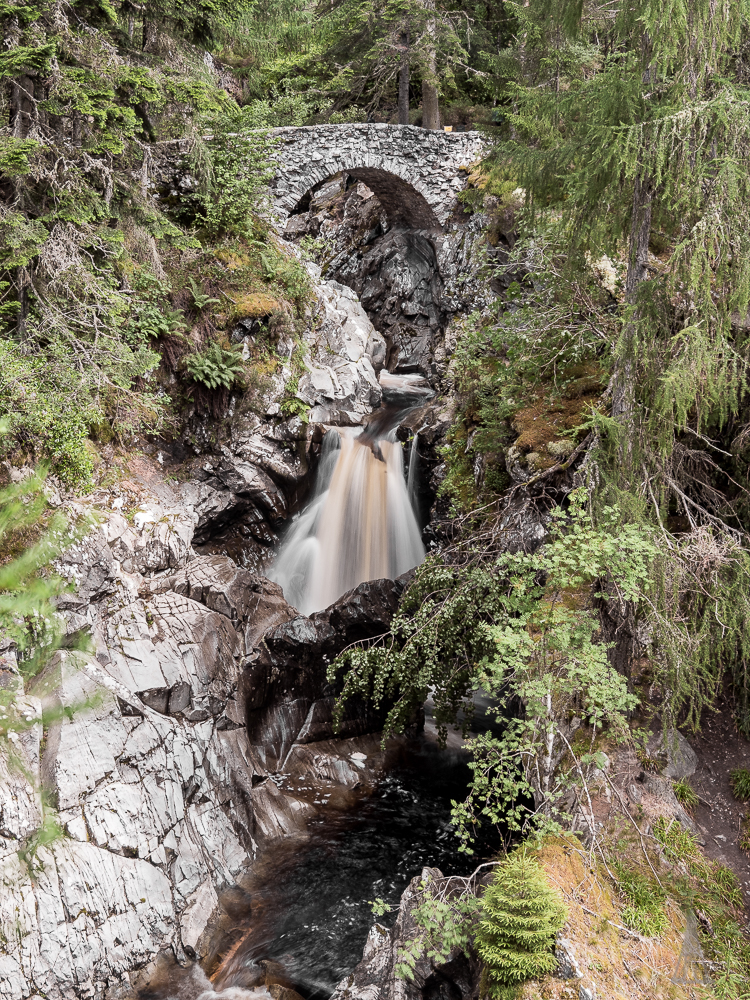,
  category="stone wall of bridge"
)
[269,123,485,230]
